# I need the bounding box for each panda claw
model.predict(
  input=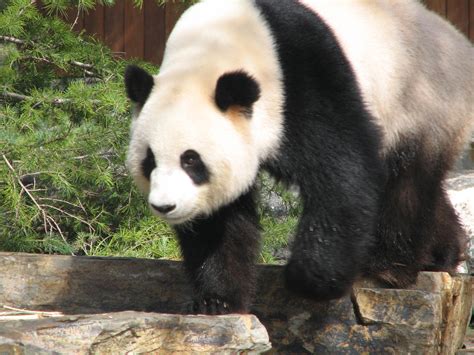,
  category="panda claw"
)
[192,296,232,315]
